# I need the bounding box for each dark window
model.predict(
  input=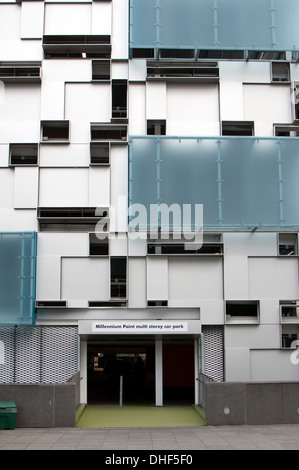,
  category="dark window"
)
[222,121,254,136]
[90,143,110,165]
[41,121,69,142]
[147,120,166,136]
[110,257,126,298]
[112,80,127,118]
[92,60,110,80]
[279,233,297,255]
[91,124,127,141]
[89,233,109,256]
[226,301,259,318]
[272,62,290,82]
[10,144,38,165]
